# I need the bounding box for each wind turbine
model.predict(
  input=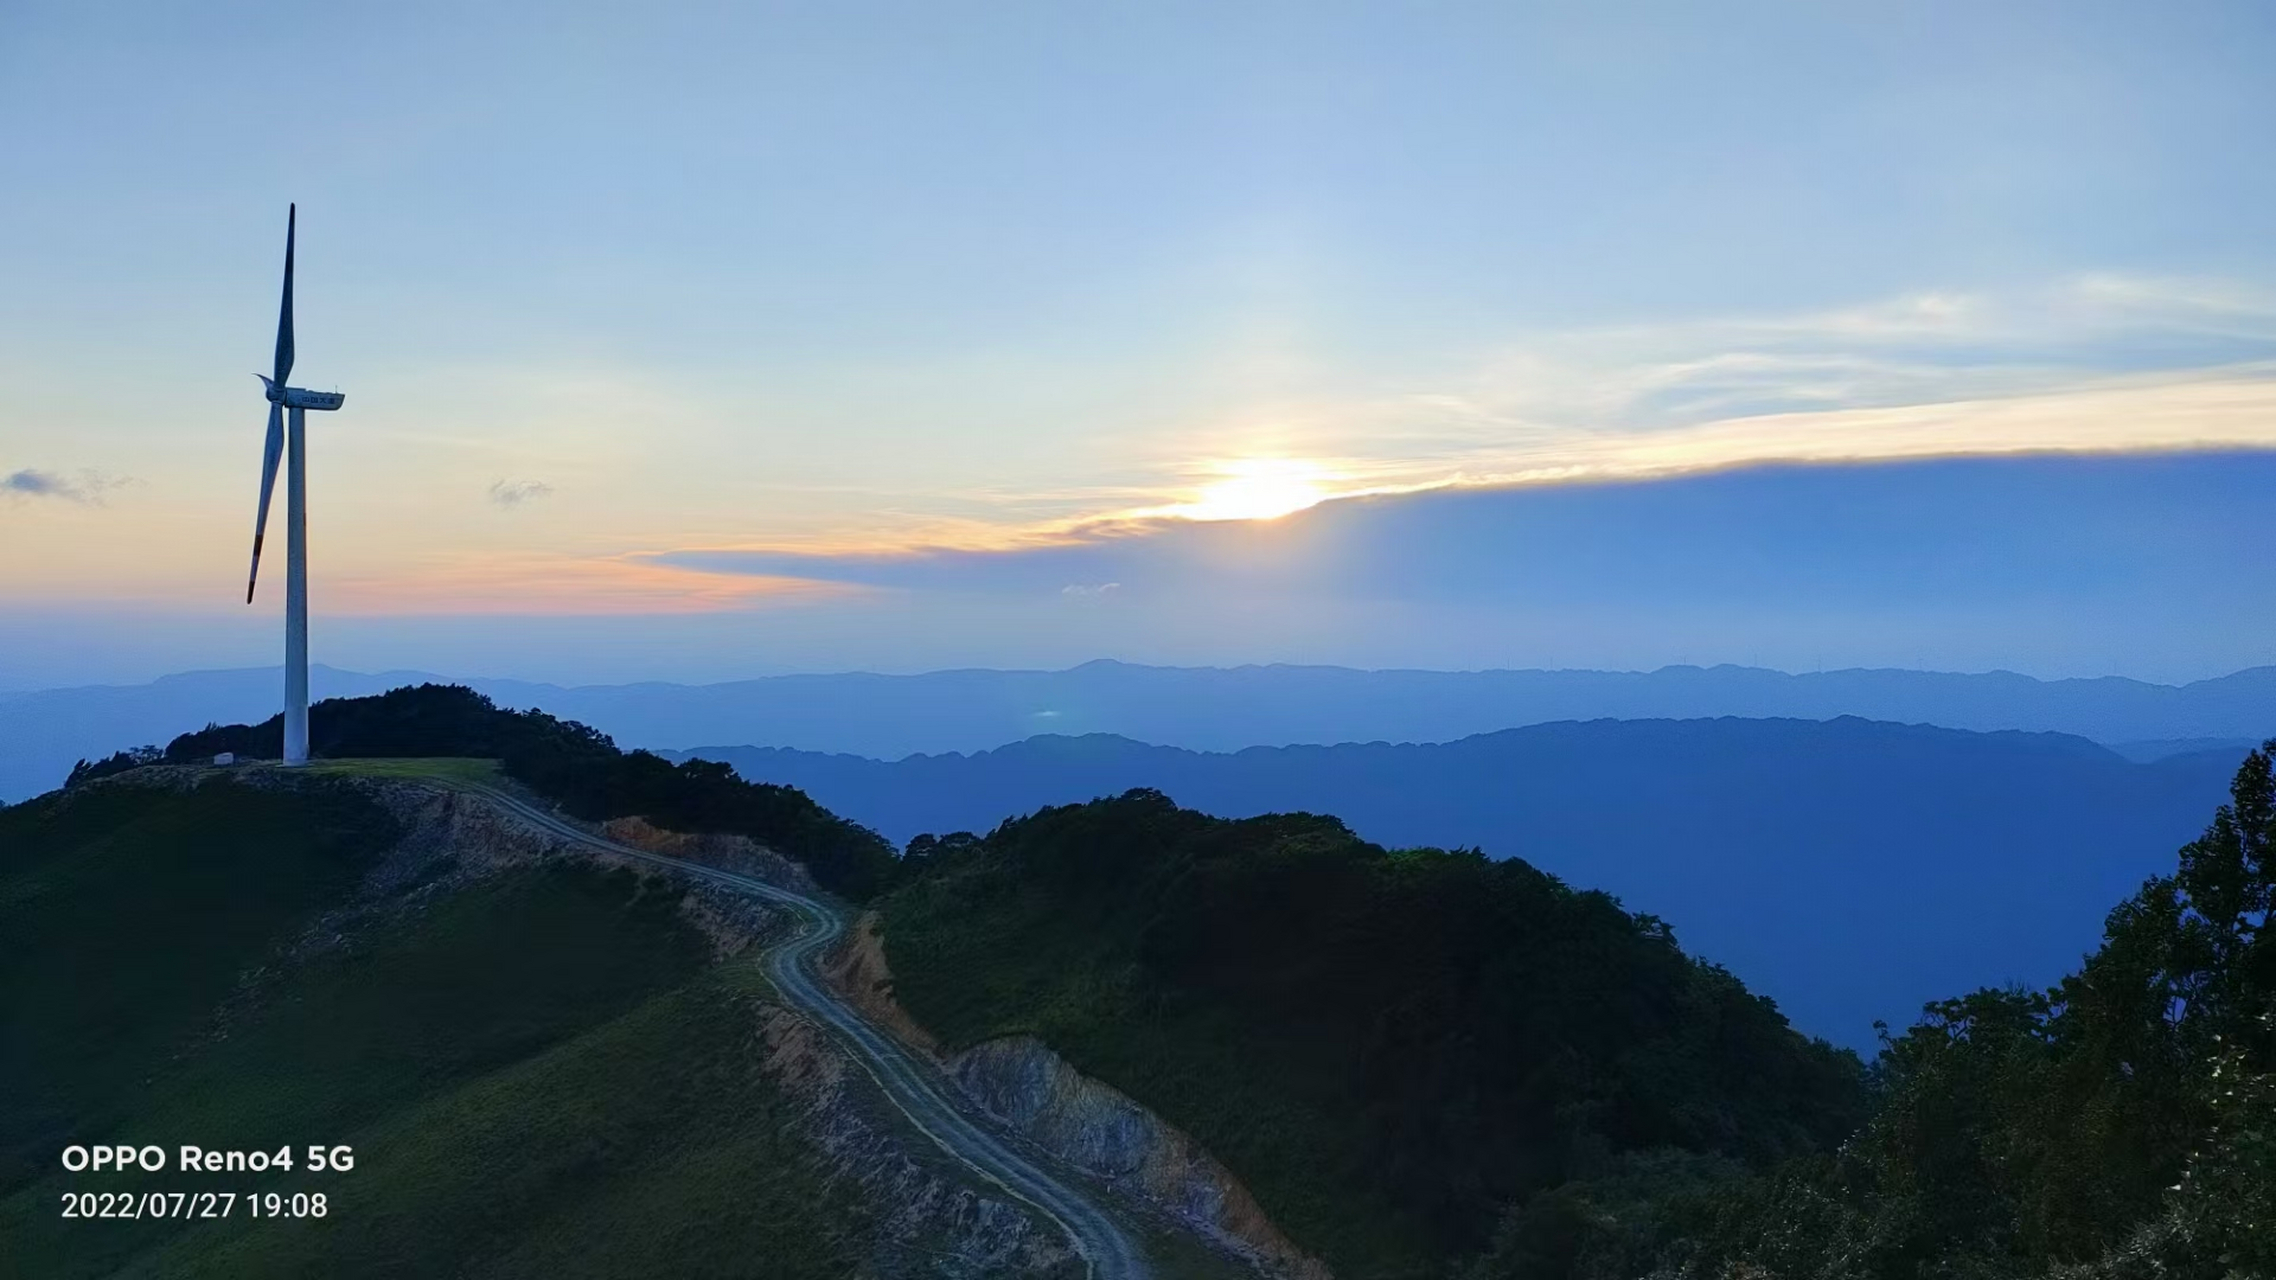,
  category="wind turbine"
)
[244,204,345,766]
